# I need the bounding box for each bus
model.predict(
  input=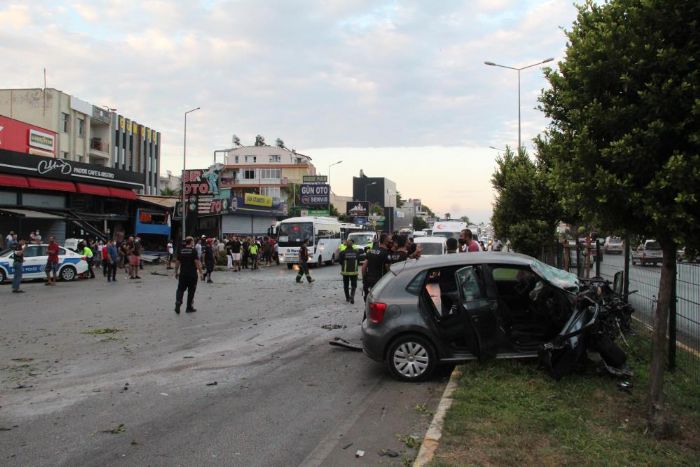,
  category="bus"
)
[339,222,365,240]
[134,208,171,251]
[277,216,342,269]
